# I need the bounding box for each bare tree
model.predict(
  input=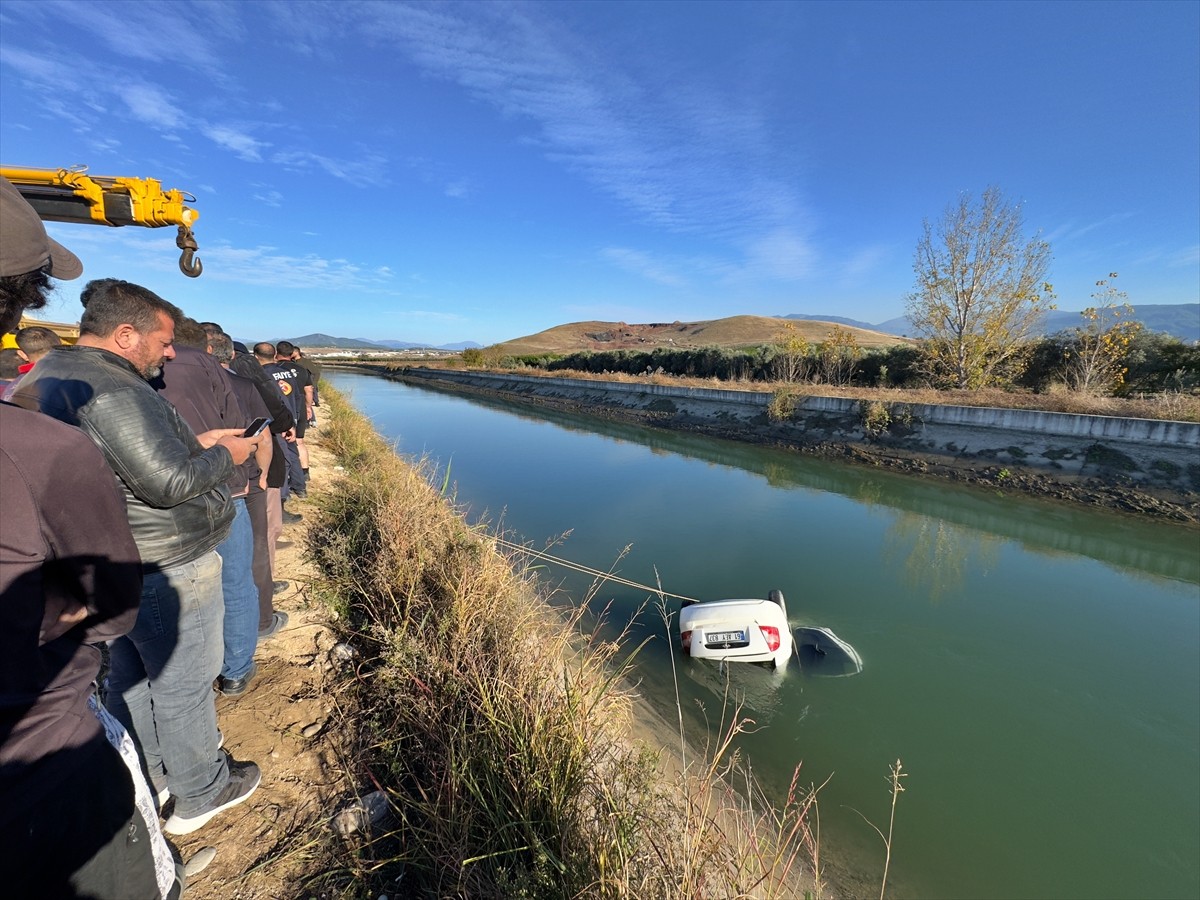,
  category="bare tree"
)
[1064,274,1143,394]
[772,321,812,383]
[906,187,1055,389]
[815,325,862,386]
